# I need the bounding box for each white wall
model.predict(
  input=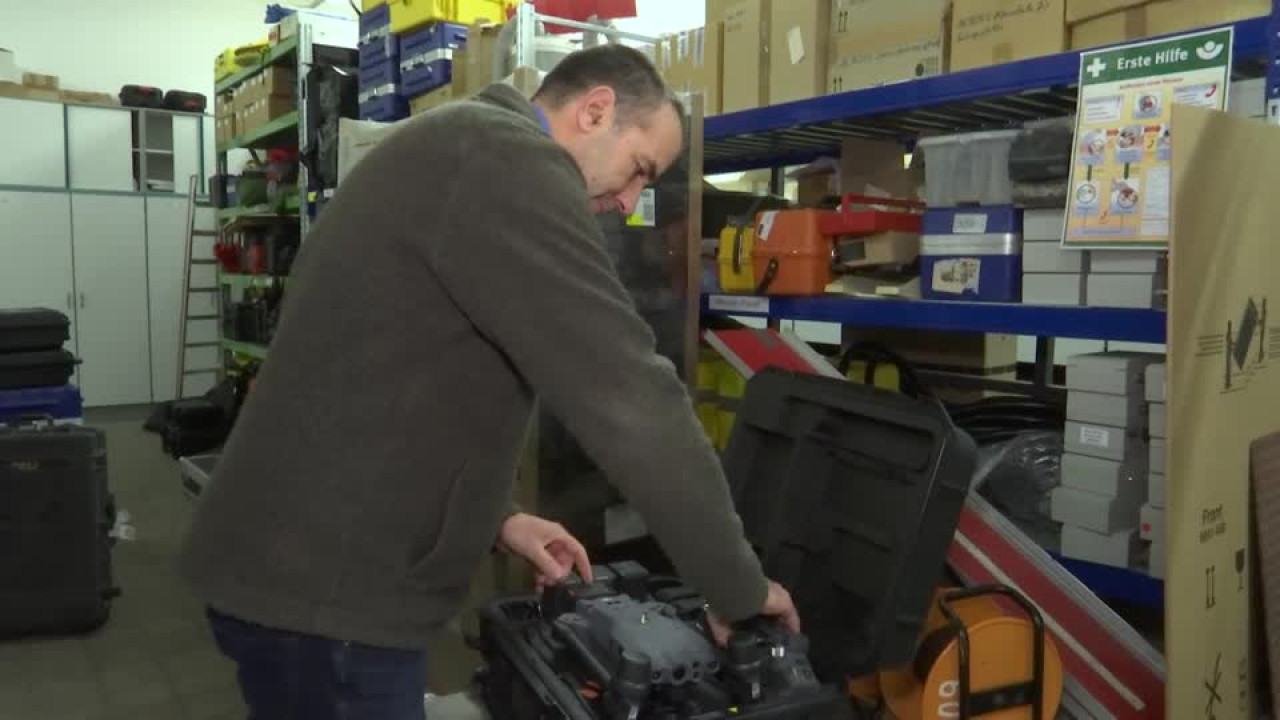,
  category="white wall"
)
[612,0,704,38]
[3,0,282,100]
